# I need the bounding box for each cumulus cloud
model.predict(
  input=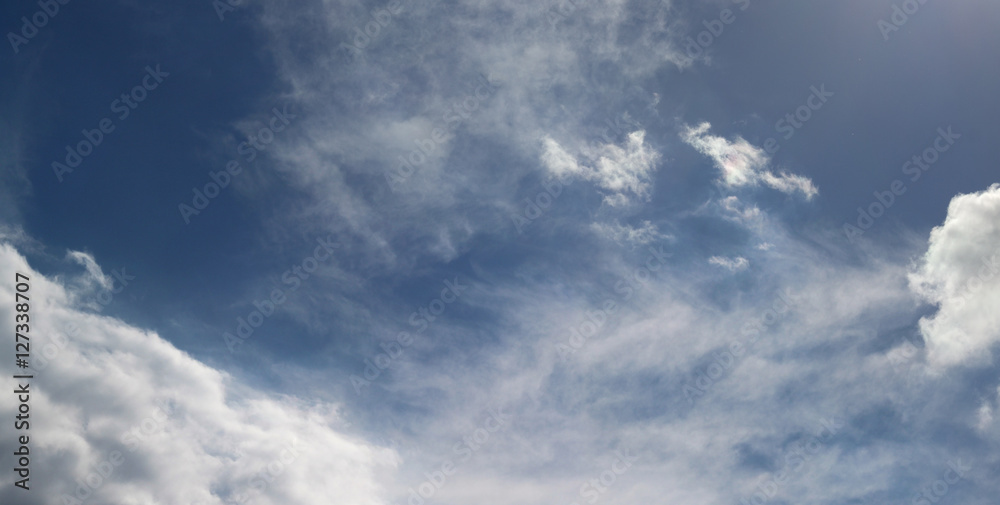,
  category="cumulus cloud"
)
[680,122,817,199]
[909,184,1000,368]
[0,243,397,505]
[541,131,660,206]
